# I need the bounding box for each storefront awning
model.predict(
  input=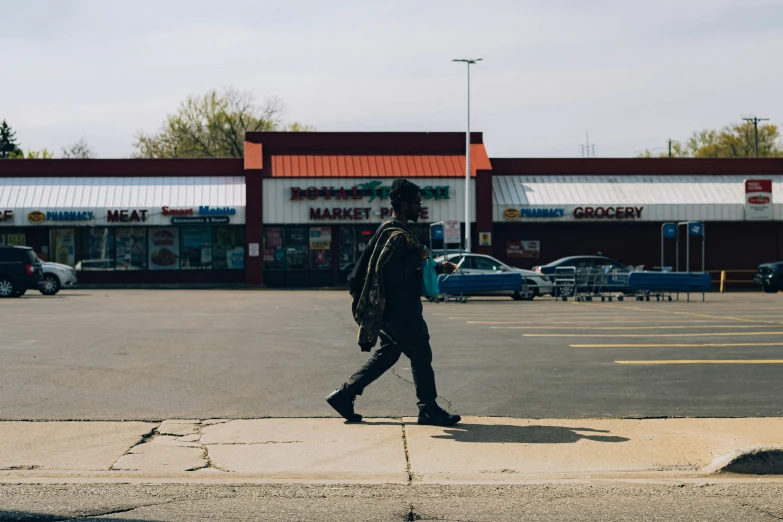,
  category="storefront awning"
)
[494,175,783,222]
[0,176,246,226]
